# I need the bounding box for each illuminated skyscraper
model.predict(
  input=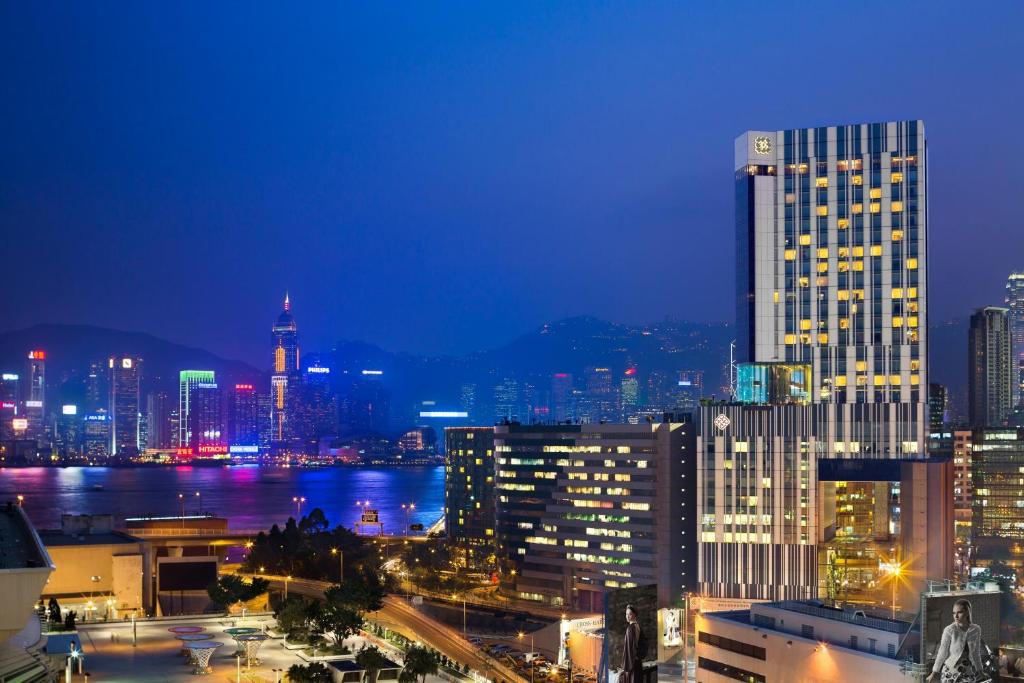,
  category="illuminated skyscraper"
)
[146,390,174,449]
[968,306,1013,428]
[735,121,927,450]
[24,351,46,443]
[230,383,259,446]
[178,370,219,447]
[1005,271,1024,407]
[271,294,299,446]
[1,372,20,444]
[109,356,141,457]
